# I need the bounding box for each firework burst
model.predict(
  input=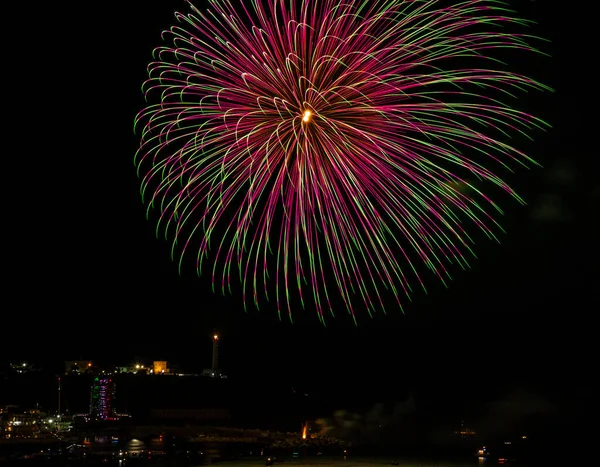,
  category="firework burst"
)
[134,0,551,323]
